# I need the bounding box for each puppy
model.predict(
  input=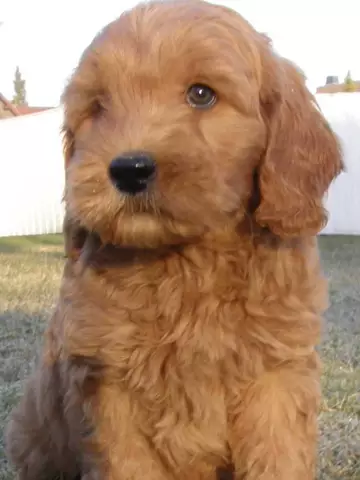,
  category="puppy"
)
[6,1,343,479]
